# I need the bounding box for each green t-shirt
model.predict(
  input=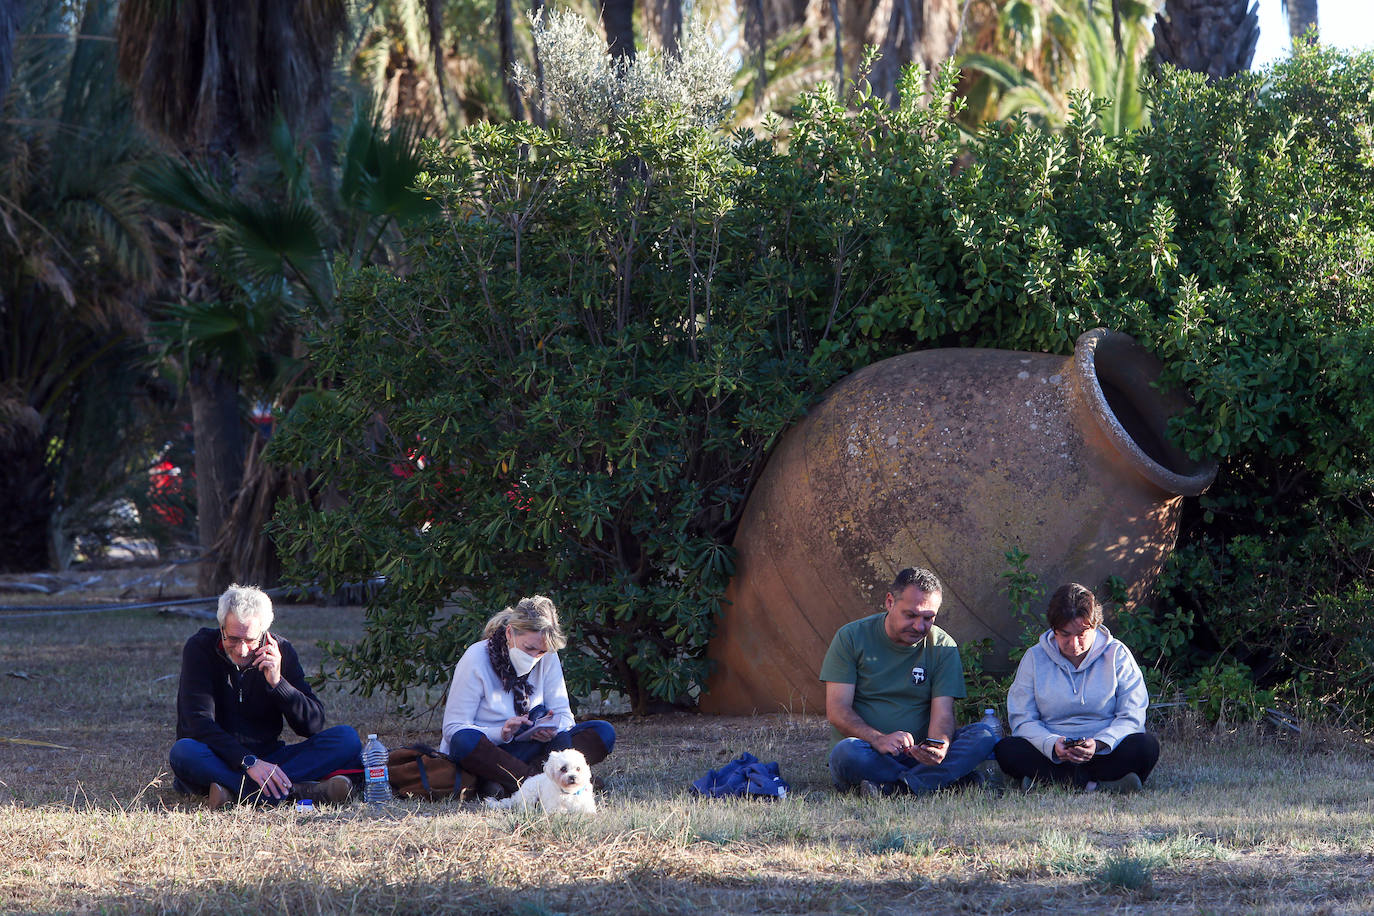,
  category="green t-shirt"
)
[818,612,966,746]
